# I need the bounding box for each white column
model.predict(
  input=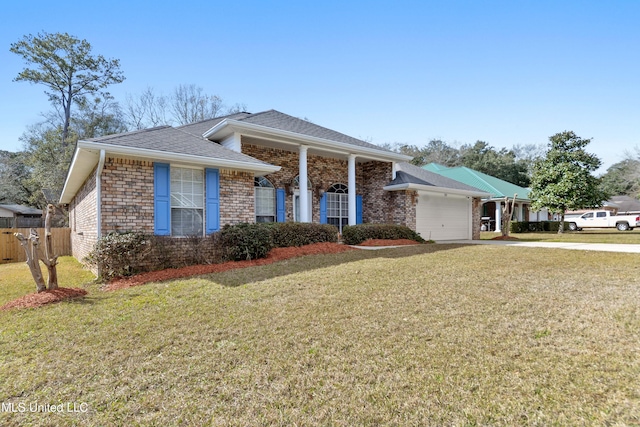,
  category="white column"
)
[299,145,309,223]
[495,201,502,232]
[348,154,356,225]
